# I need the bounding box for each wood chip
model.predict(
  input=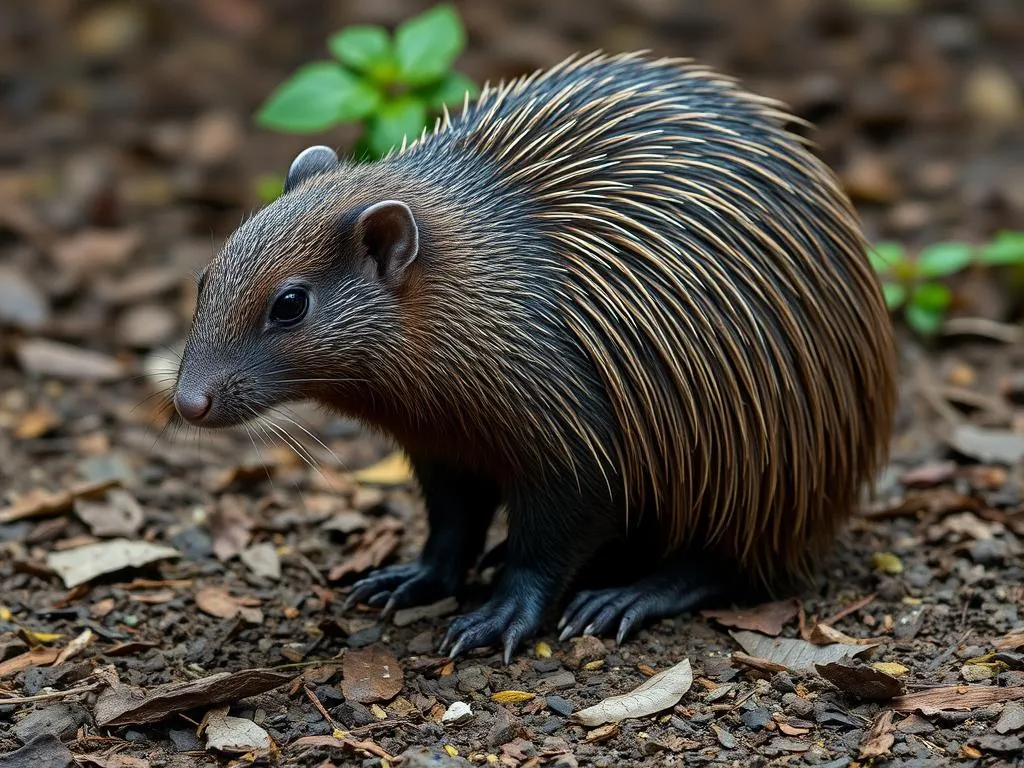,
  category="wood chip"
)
[891,686,1024,714]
